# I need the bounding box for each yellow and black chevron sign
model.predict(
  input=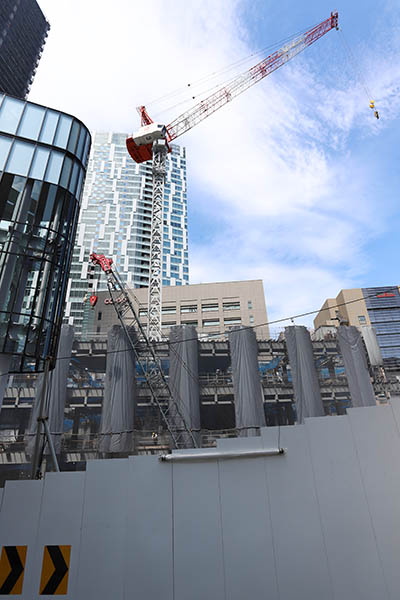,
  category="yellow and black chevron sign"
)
[0,545,27,595]
[40,545,71,595]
